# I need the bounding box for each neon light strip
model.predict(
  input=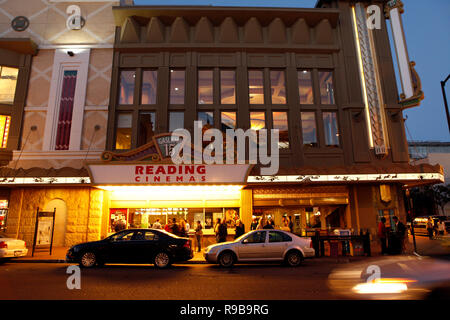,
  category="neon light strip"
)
[351,6,374,148]
[0,177,91,184]
[248,173,444,183]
